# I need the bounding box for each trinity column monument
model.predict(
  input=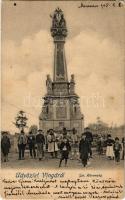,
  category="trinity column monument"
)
[39,8,84,134]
